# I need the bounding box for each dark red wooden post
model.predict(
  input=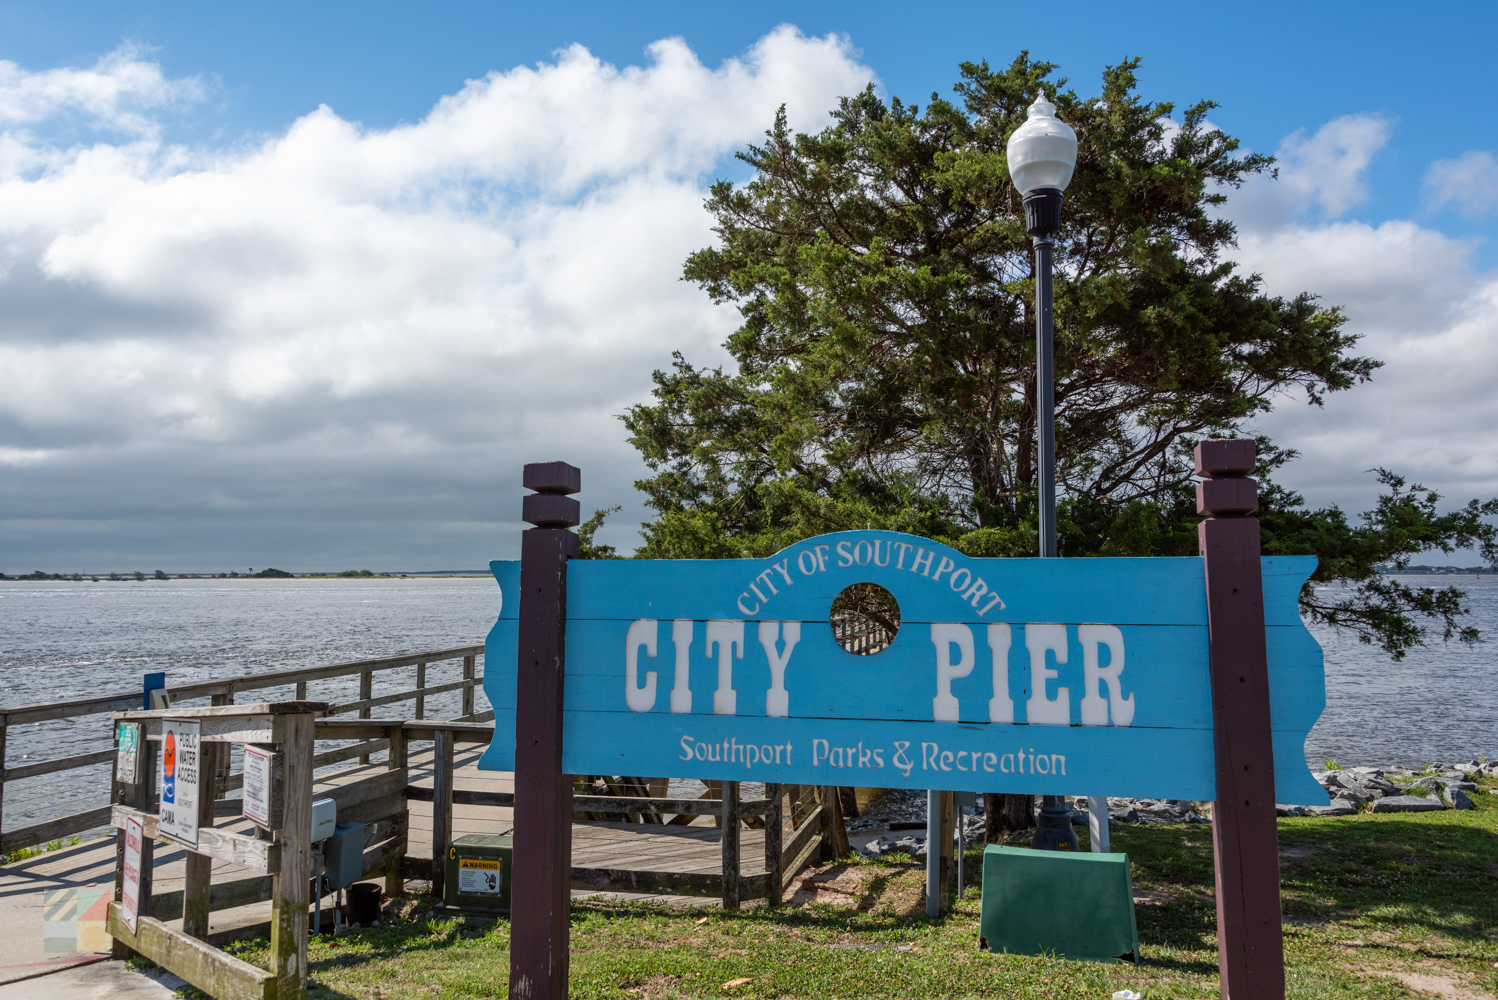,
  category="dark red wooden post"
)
[508,461,581,1000]
[1196,439,1285,1000]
